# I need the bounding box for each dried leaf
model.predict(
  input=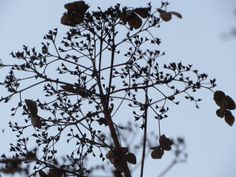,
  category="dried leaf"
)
[120,147,129,154]
[62,1,89,27]
[106,150,116,165]
[0,158,22,164]
[61,14,75,27]
[48,167,63,177]
[106,150,114,160]
[25,99,38,115]
[0,159,22,174]
[26,151,36,161]
[72,13,84,24]
[160,12,172,22]
[225,96,236,110]
[151,147,164,159]
[216,109,225,118]
[170,11,182,19]
[213,90,225,107]
[225,110,235,126]
[64,1,88,13]
[61,85,76,93]
[39,170,49,177]
[134,7,150,18]
[159,134,173,151]
[125,153,136,164]
[127,12,142,29]
[157,9,172,22]
[31,115,42,128]
[119,11,129,24]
